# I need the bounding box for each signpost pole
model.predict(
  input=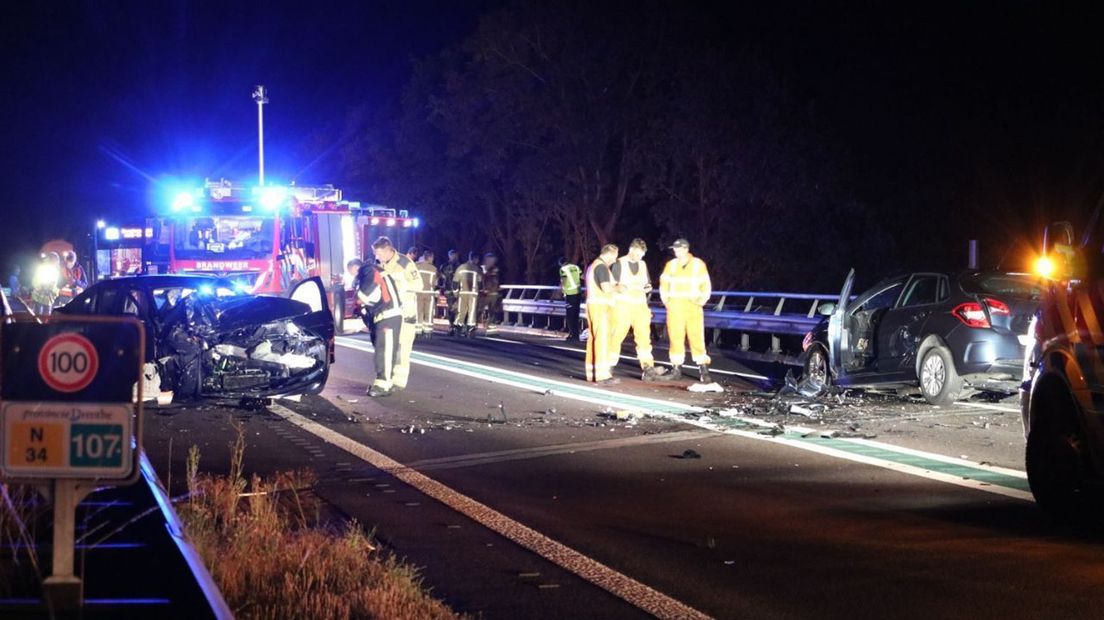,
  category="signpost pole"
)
[43,479,91,610]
